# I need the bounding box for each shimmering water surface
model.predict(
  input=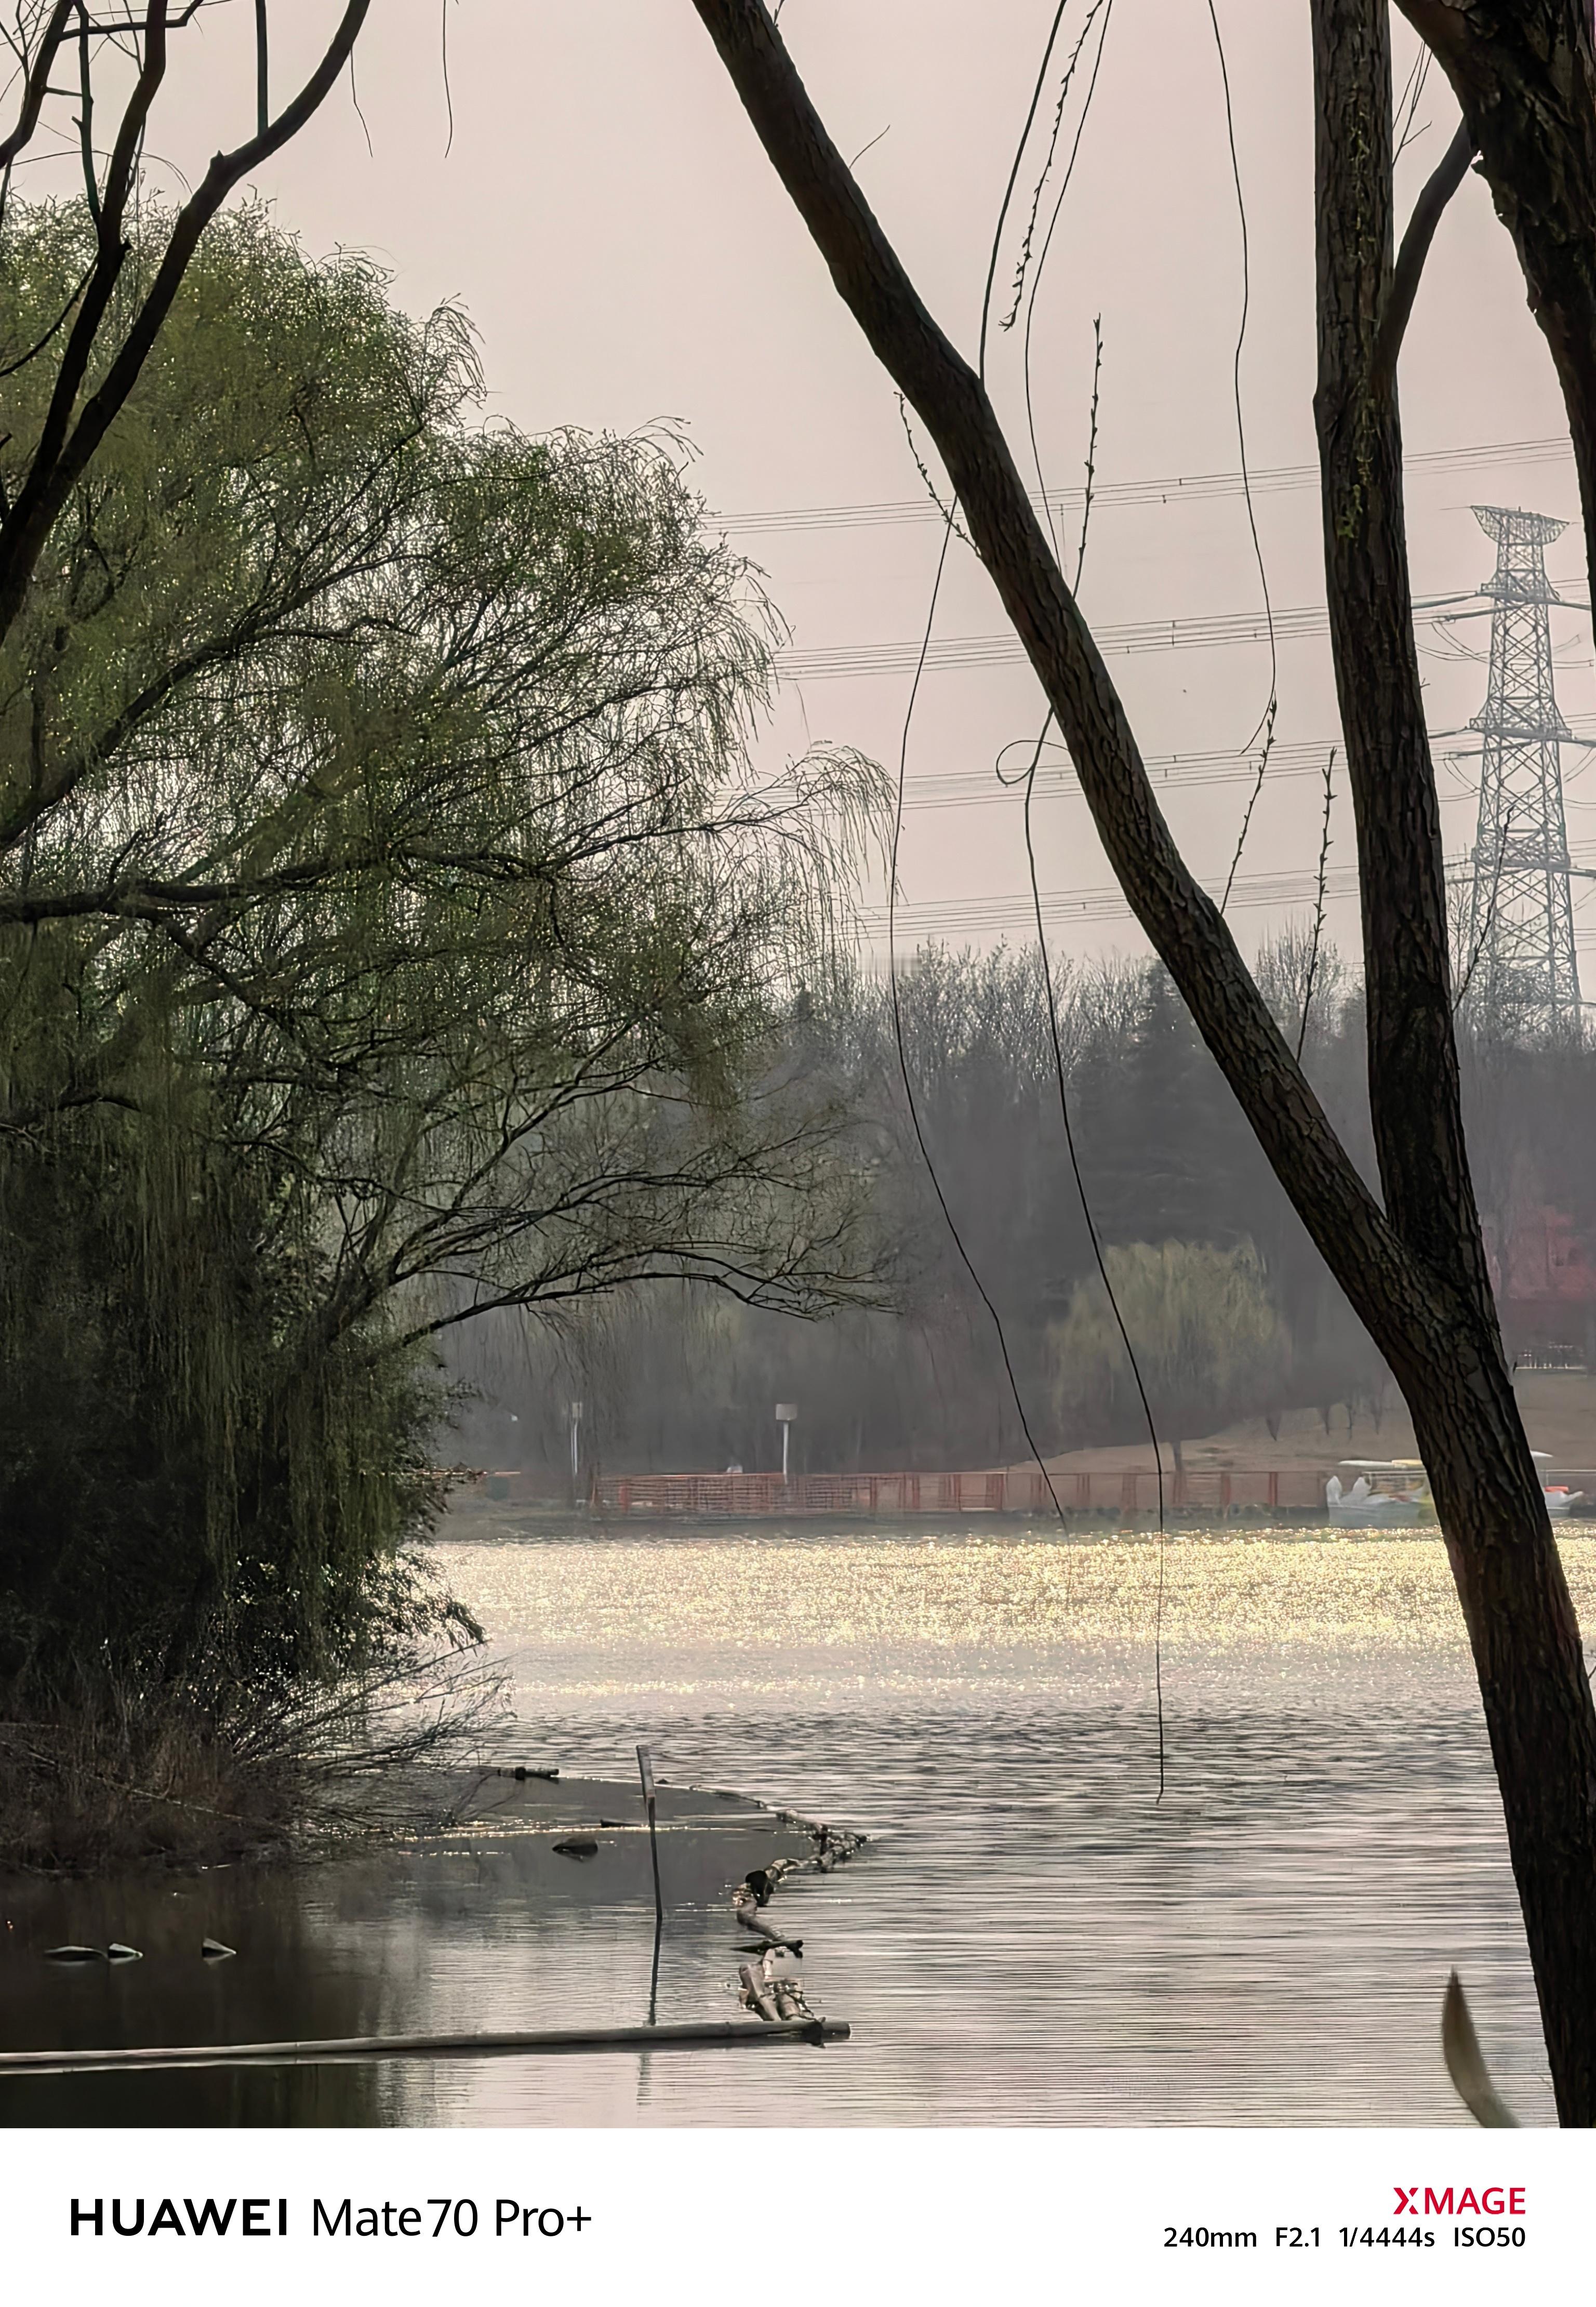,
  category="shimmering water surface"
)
[6,1520,1593,2128]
